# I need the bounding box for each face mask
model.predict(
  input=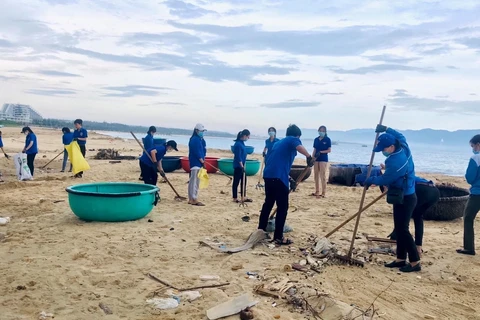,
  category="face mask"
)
[318,132,325,138]
[473,148,480,155]
[198,131,204,138]
[167,149,172,153]
[382,151,391,157]
[268,131,275,137]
